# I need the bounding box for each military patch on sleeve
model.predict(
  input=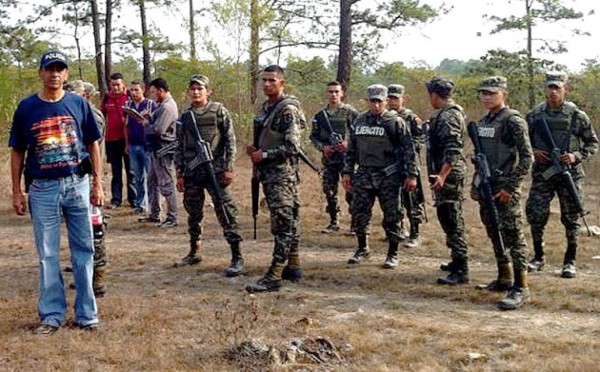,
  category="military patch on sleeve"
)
[279,110,295,132]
